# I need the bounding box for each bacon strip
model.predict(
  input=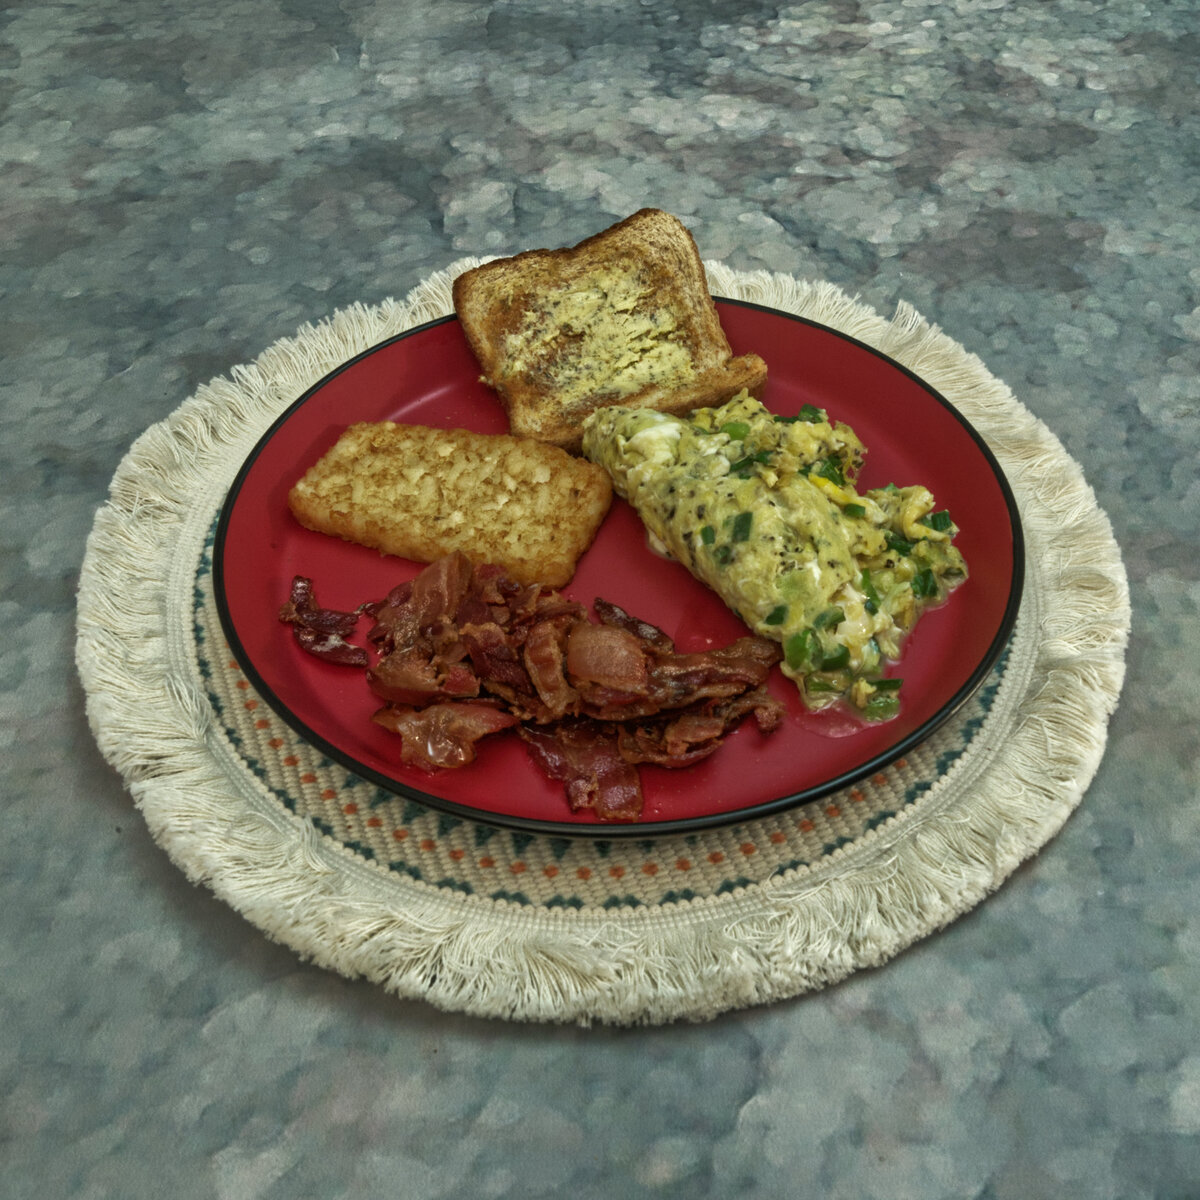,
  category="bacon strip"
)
[281,553,784,822]
[372,702,520,771]
[617,687,786,767]
[565,622,649,692]
[592,596,676,653]
[522,617,579,719]
[279,577,368,666]
[520,721,643,823]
